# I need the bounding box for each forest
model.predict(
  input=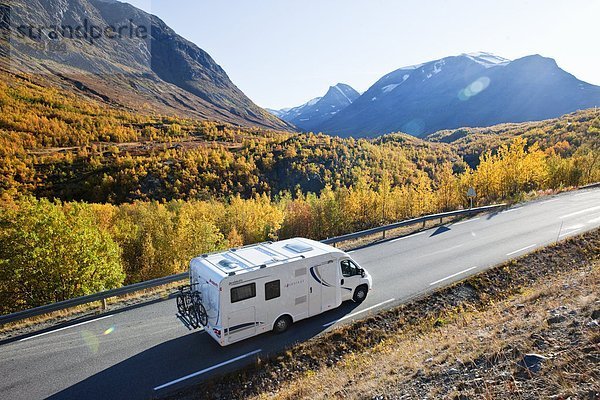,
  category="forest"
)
[0,68,599,314]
